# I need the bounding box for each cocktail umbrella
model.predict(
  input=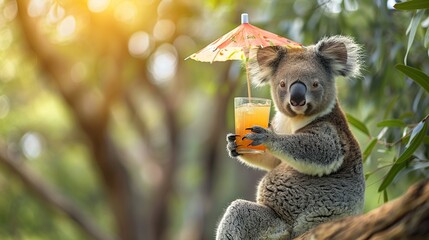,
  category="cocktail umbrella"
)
[186,13,303,97]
